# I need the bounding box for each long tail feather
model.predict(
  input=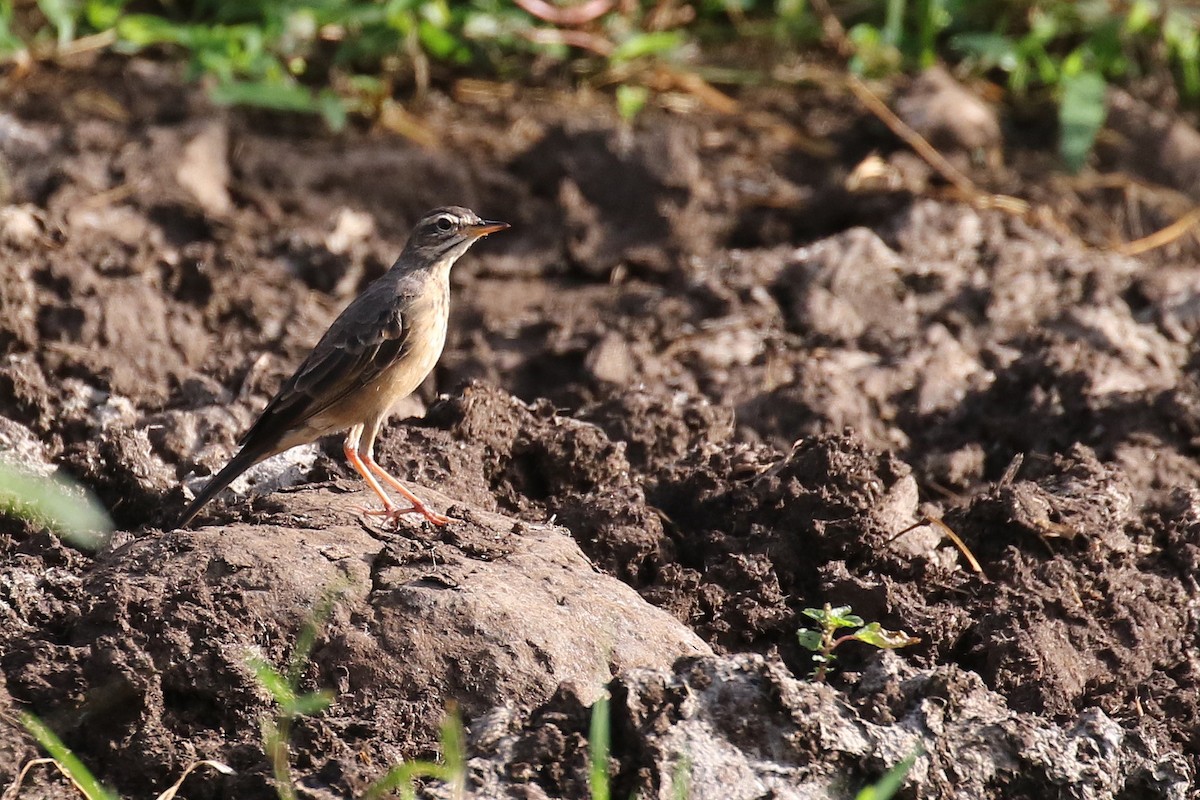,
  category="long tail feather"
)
[174,446,265,530]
